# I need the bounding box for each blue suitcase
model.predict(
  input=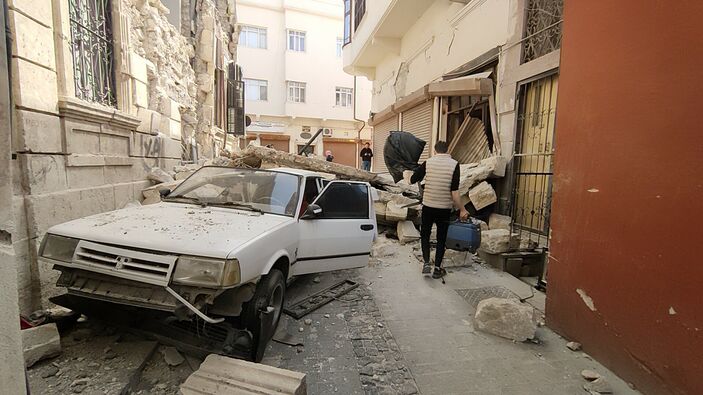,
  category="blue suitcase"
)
[446,220,481,253]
